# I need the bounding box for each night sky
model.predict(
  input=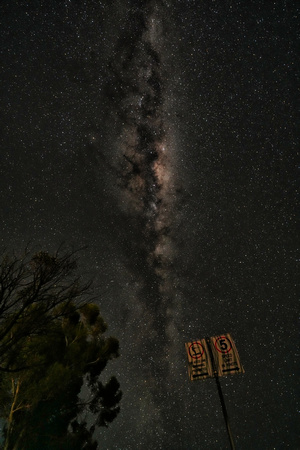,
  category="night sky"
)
[0,1,298,449]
